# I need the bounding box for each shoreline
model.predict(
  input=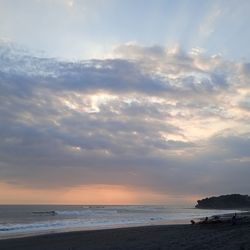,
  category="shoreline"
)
[1,222,250,250]
[0,218,190,240]
[1,210,248,241]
